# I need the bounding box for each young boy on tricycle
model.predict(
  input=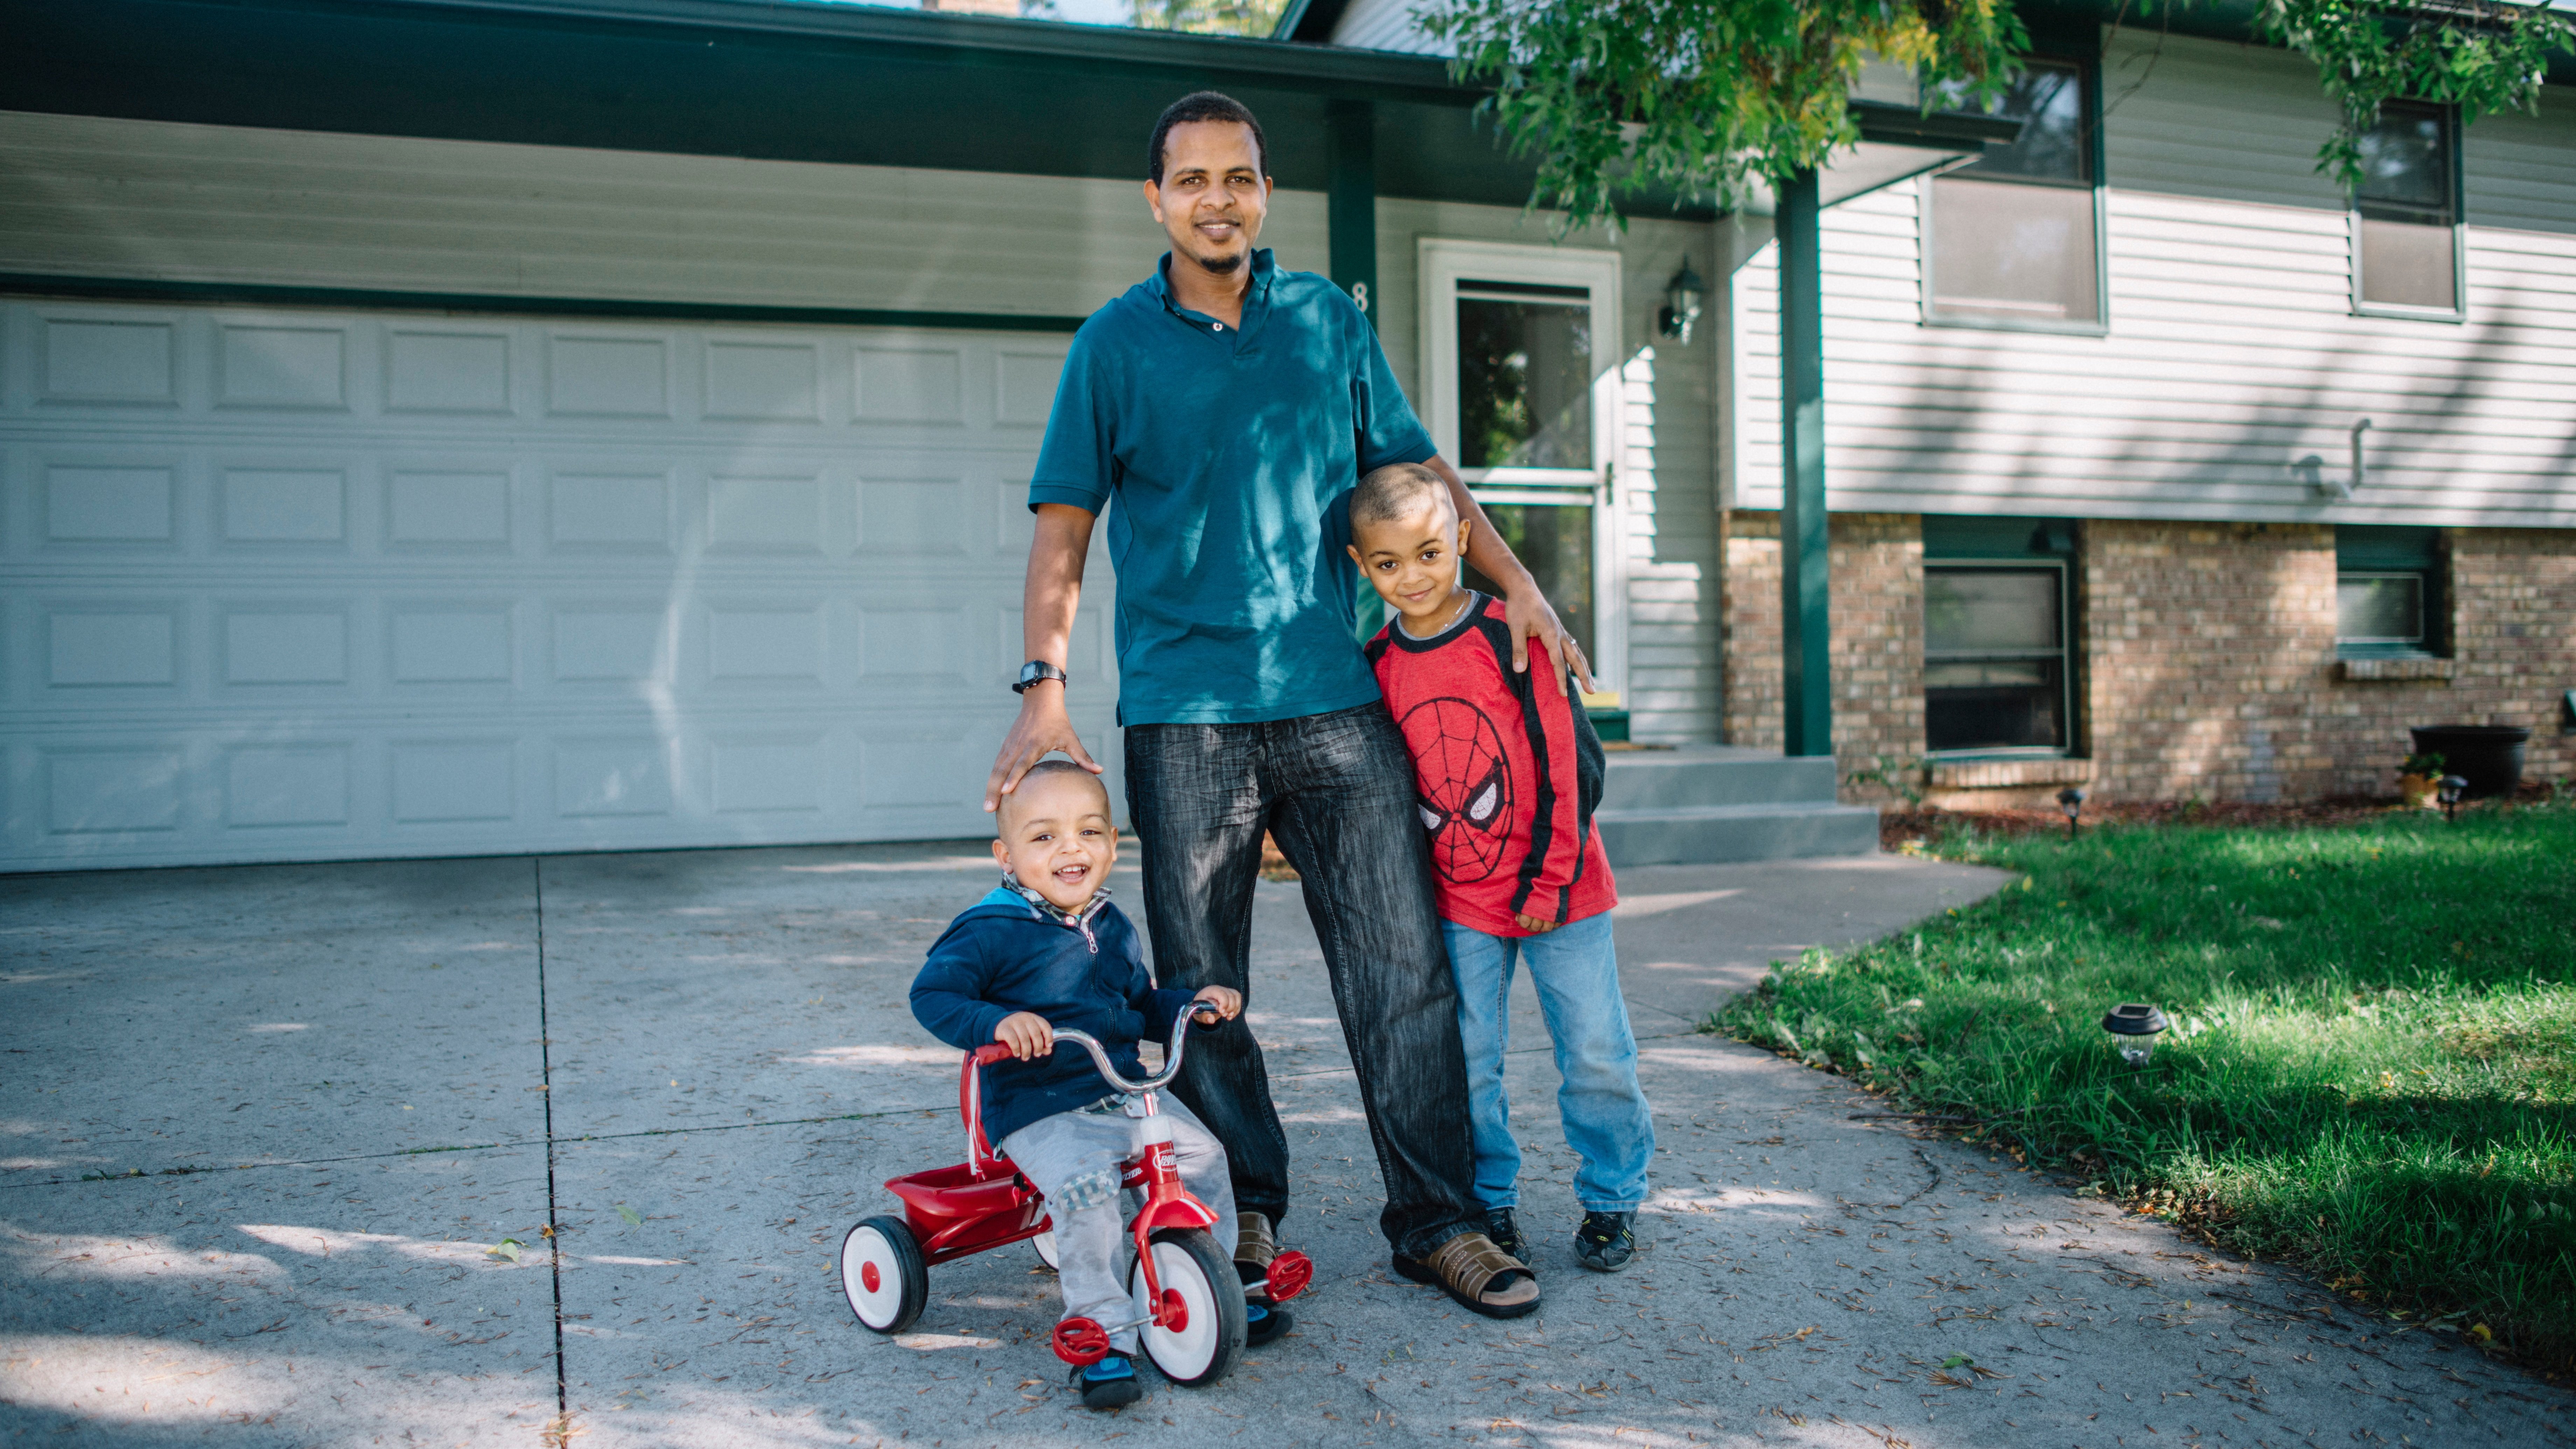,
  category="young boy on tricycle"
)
[899,761,1293,1408]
